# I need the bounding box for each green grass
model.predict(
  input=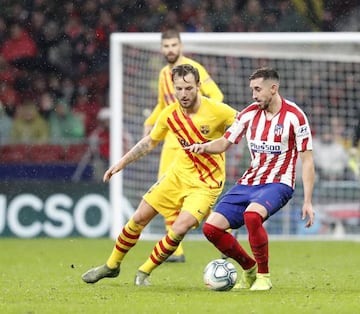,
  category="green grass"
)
[1,238,359,314]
